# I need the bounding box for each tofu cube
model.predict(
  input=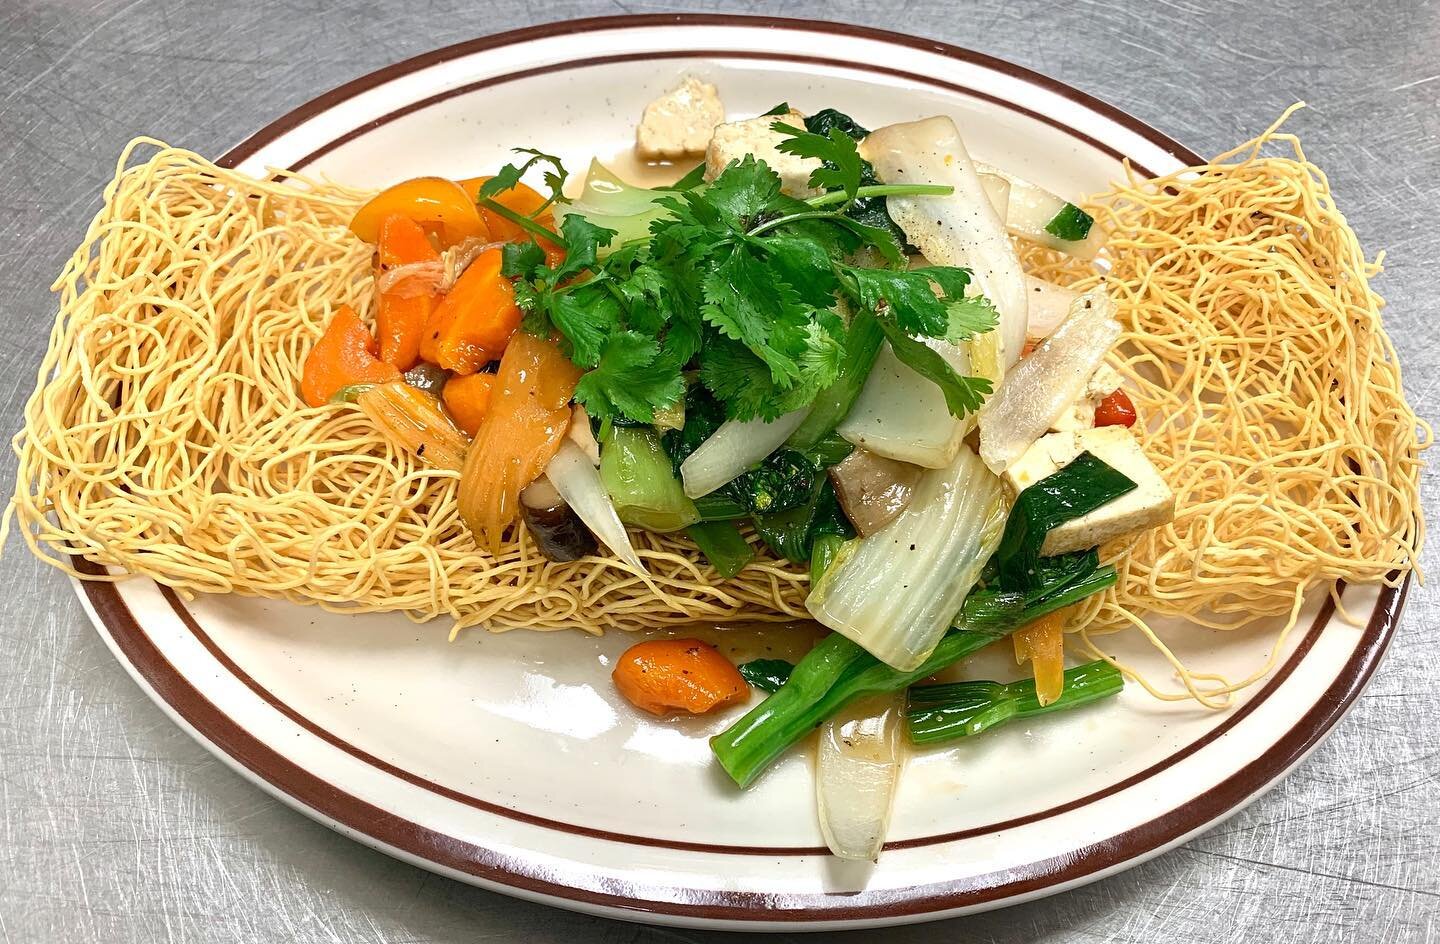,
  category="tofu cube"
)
[705,110,823,197]
[1051,363,1124,431]
[636,76,725,160]
[1004,426,1174,556]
